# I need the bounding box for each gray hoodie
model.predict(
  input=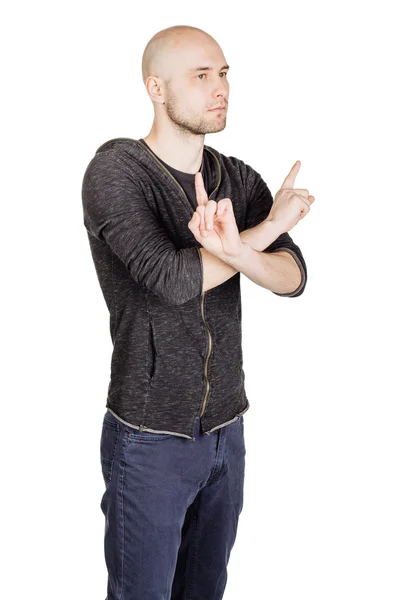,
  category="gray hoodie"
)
[81,138,307,440]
